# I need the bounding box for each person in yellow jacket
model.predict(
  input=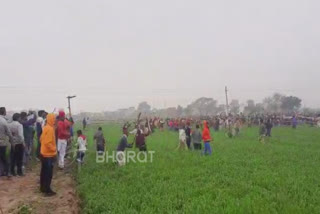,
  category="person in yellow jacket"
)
[40,113,57,196]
